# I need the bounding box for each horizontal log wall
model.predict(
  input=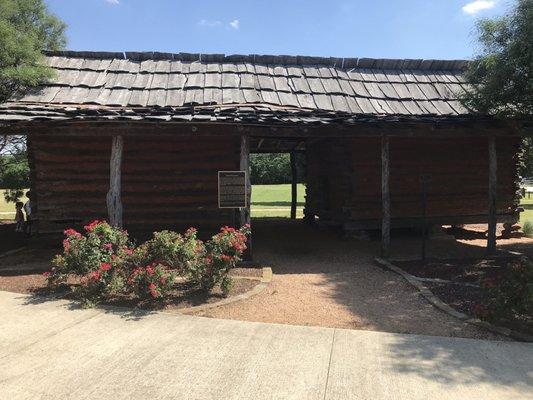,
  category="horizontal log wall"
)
[306,136,520,225]
[28,134,240,234]
[122,136,239,233]
[29,135,111,232]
